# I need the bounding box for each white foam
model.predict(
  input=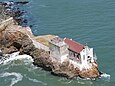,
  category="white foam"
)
[26,64,39,72]
[100,73,110,81]
[0,72,23,86]
[77,81,85,84]
[24,75,47,86]
[1,52,34,65]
